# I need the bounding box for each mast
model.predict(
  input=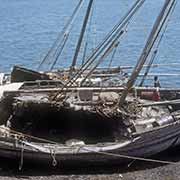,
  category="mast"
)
[69,0,145,81]
[139,0,176,86]
[119,0,175,107]
[38,0,83,70]
[70,0,94,74]
[52,0,146,102]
